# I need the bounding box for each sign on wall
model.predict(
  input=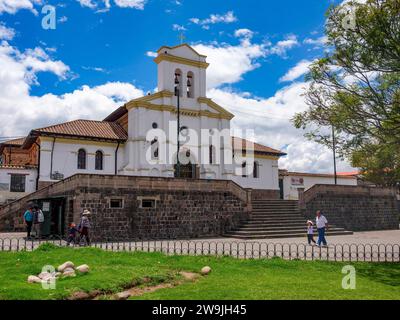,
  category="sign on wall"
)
[291,177,304,186]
